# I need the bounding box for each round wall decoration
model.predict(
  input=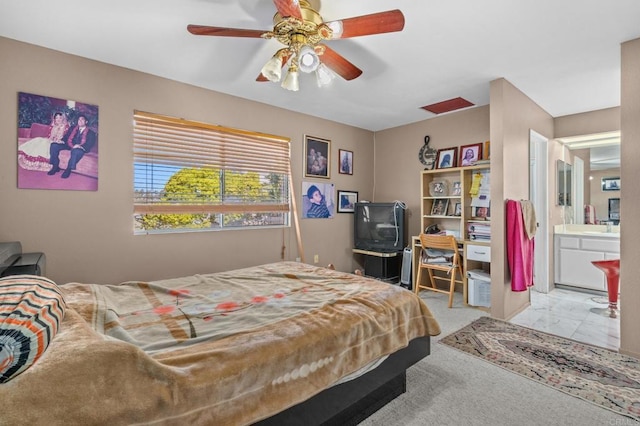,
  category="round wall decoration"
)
[419,135,437,170]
